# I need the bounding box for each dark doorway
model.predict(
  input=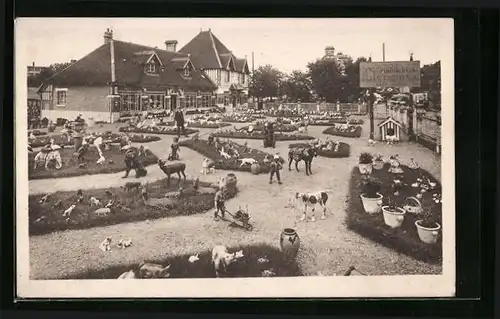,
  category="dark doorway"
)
[170,95,177,111]
[232,95,237,107]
